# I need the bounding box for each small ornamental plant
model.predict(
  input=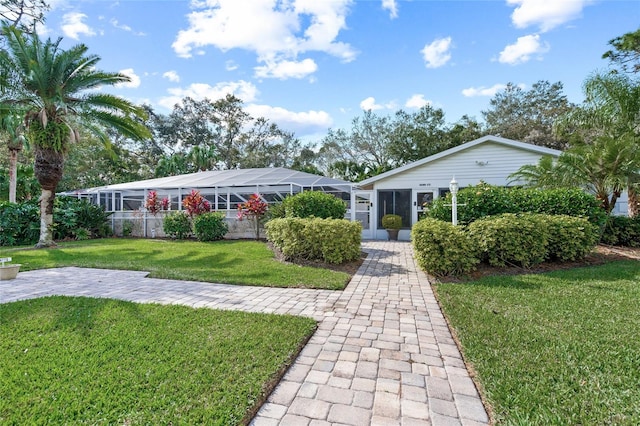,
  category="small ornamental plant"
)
[183,190,210,217]
[160,196,170,211]
[237,194,268,240]
[145,190,161,216]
